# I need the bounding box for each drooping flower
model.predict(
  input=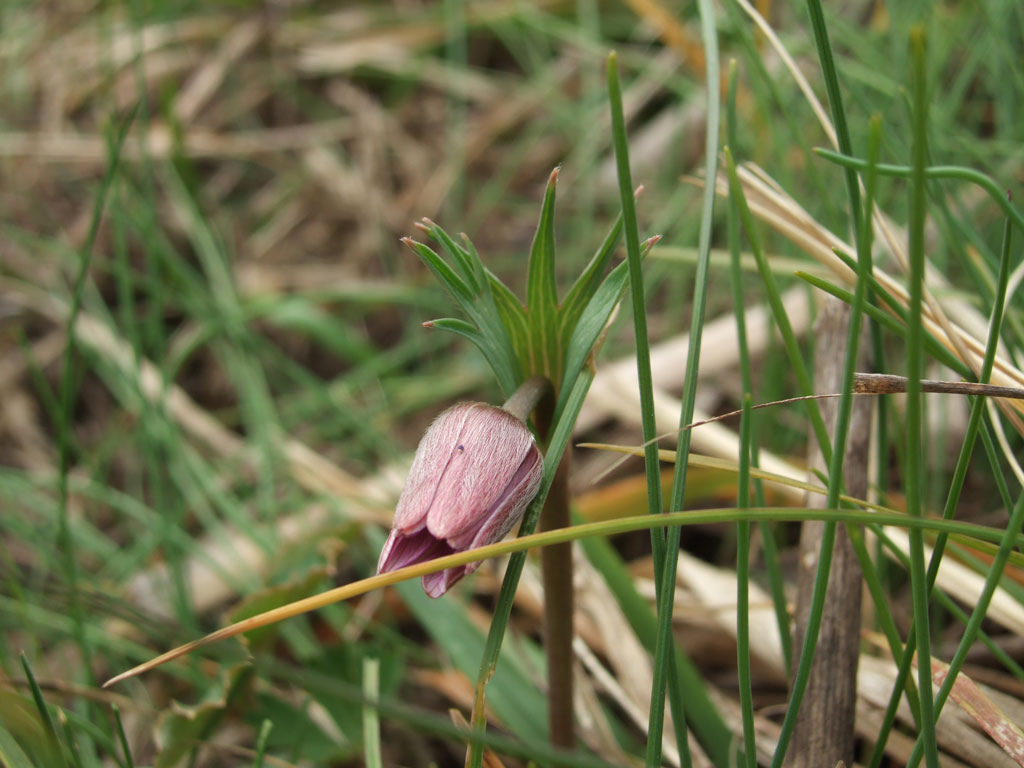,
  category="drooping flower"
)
[377,402,544,597]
